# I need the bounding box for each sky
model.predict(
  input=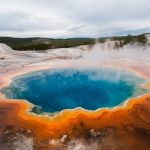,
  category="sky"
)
[0,0,150,38]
